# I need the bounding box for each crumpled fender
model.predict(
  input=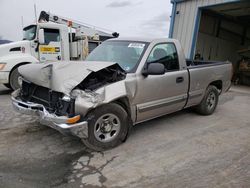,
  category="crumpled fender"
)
[73,76,137,117]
